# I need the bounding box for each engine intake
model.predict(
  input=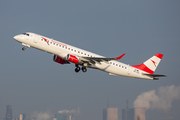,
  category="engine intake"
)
[67,54,81,64]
